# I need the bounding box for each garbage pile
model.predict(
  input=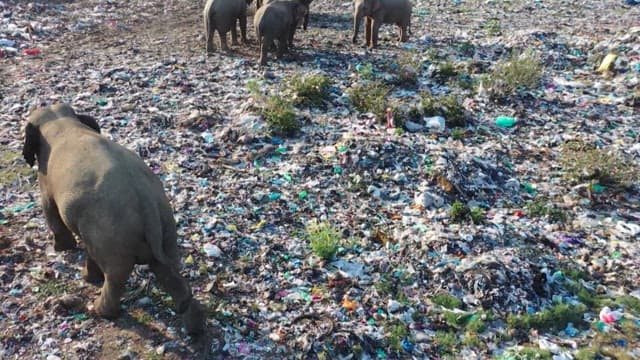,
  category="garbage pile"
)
[1,0,639,359]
